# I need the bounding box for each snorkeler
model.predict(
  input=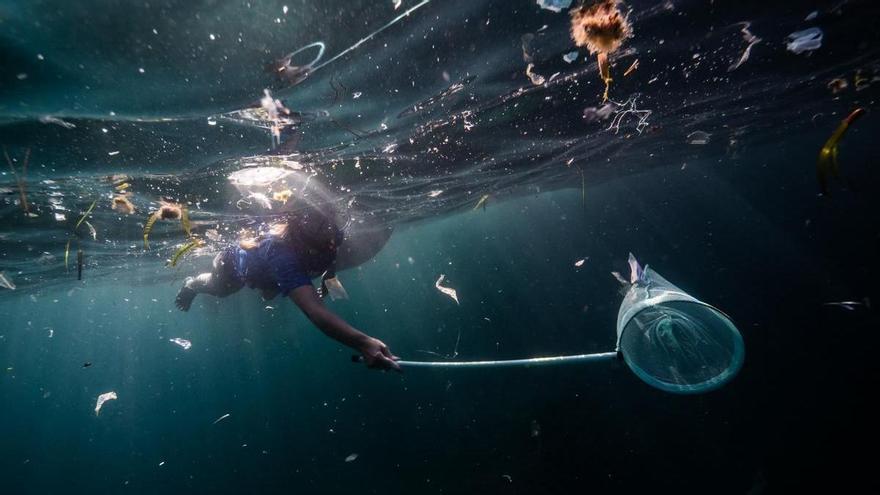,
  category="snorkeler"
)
[174,202,400,372]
